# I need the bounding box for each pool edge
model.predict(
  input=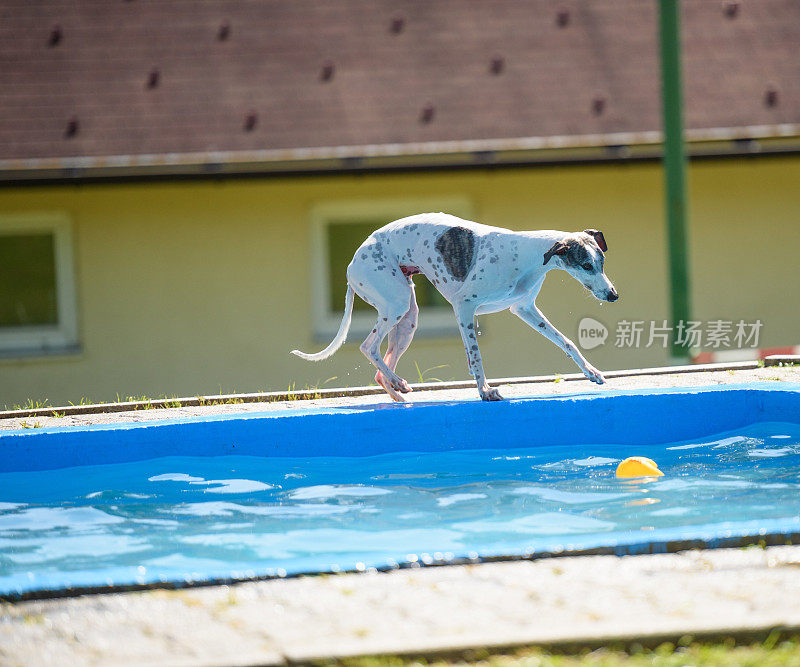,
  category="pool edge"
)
[3,526,799,604]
